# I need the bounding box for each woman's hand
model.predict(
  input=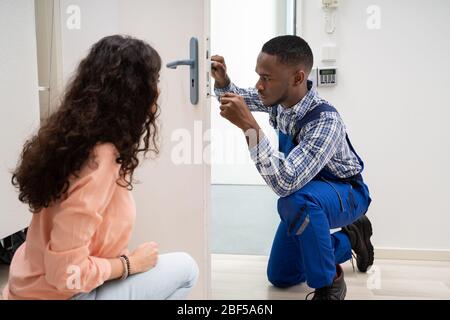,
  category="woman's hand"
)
[128,241,159,275]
